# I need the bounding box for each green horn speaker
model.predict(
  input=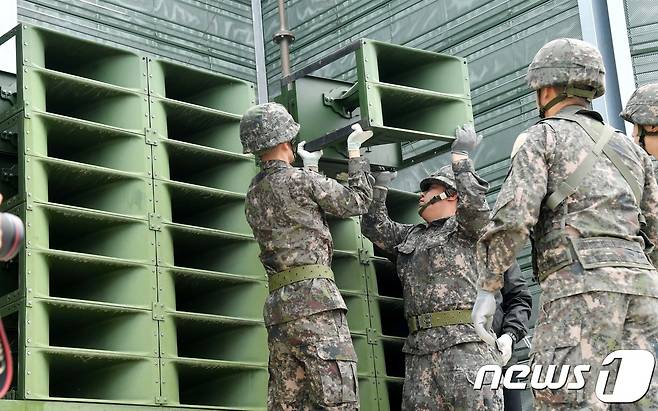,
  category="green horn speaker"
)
[277,39,473,169]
